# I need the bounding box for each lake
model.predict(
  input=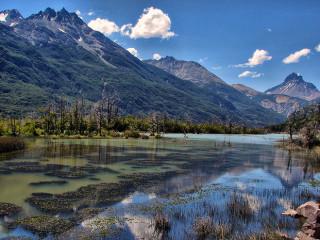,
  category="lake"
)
[0,134,319,239]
